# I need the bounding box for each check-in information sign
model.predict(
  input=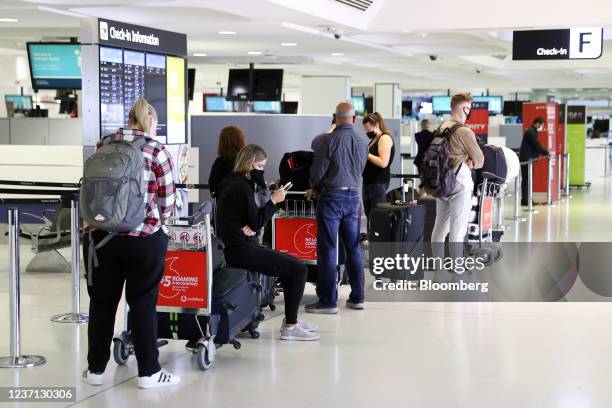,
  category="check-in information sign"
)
[513,28,603,60]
